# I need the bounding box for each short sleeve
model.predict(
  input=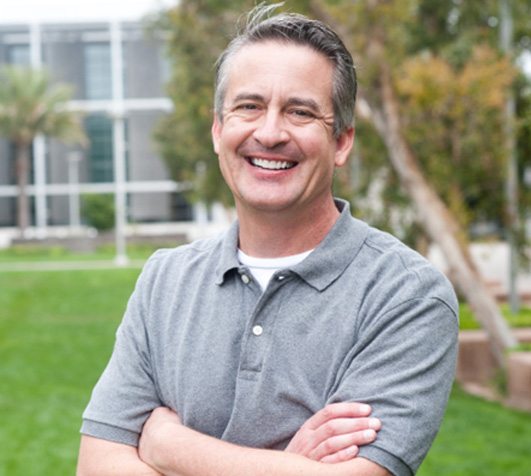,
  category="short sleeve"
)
[328,295,458,476]
[80,254,164,446]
